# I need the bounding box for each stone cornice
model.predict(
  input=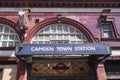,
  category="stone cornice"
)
[0,0,120,8]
